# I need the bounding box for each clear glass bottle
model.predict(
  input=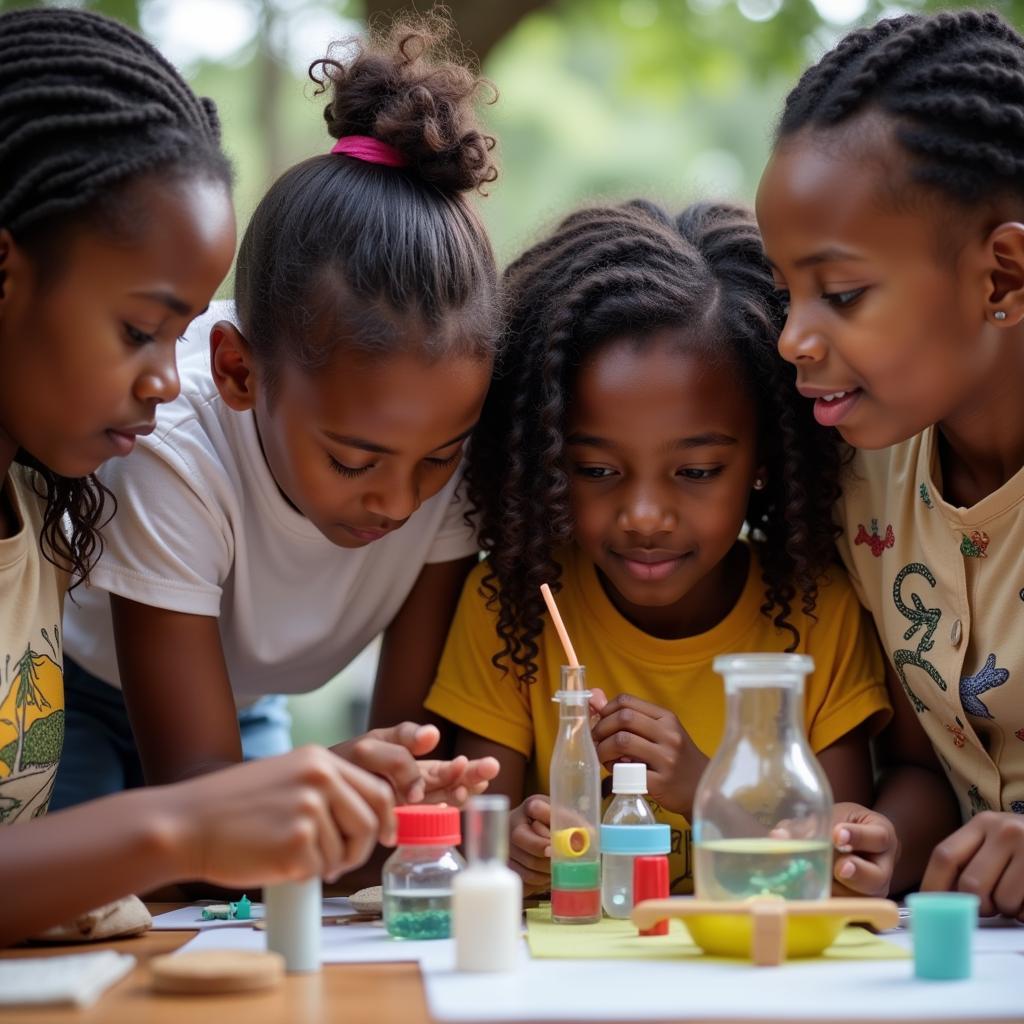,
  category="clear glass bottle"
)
[452,795,522,971]
[549,666,602,924]
[692,654,833,901]
[601,762,656,918]
[382,805,465,939]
